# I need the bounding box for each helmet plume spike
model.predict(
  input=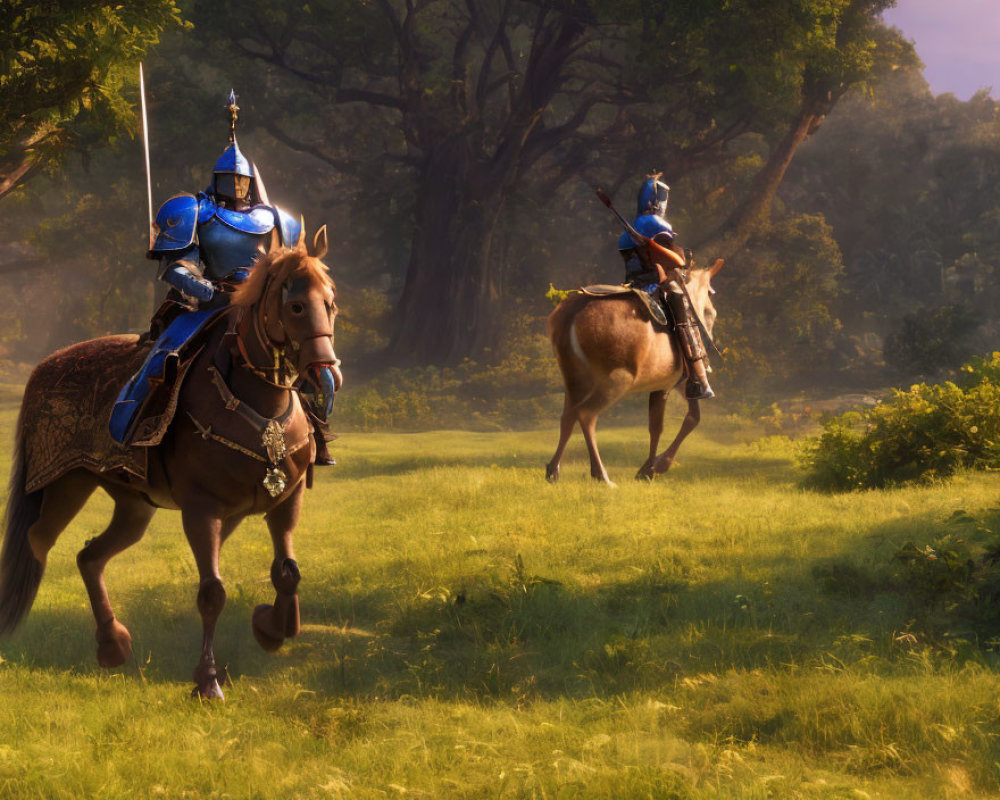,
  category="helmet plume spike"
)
[226,89,240,145]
